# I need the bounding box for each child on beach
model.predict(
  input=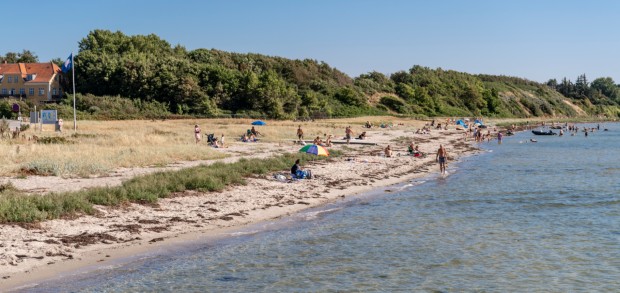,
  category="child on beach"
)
[384,145,393,158]
[194,125,201,144]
